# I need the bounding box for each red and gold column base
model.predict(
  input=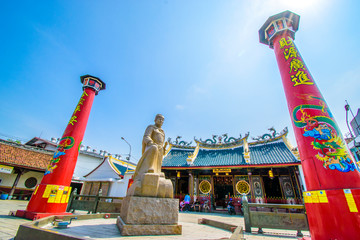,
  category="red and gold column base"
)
[15,210,72,220]
[16,183,72,220]
[303,188,360,239]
